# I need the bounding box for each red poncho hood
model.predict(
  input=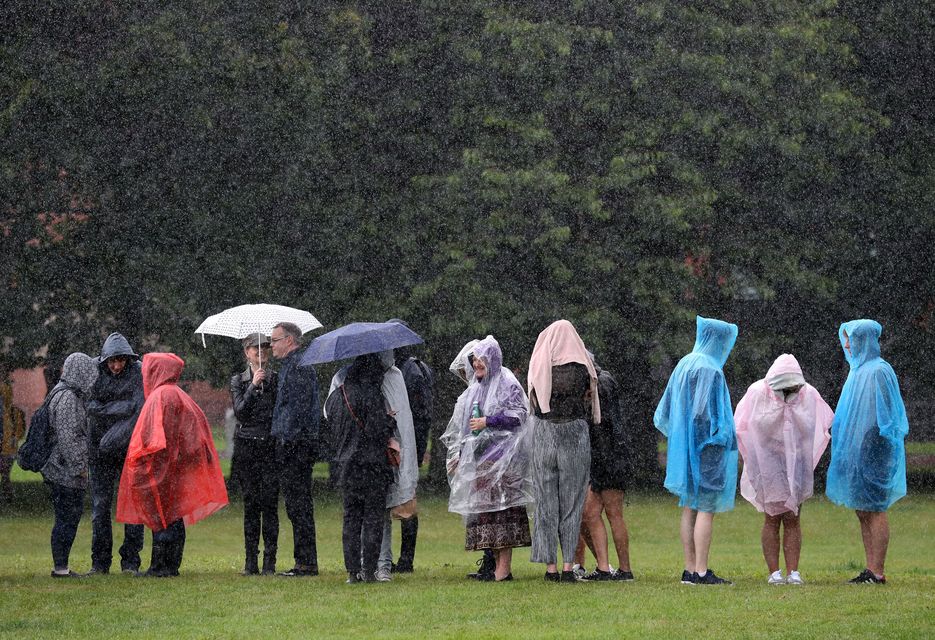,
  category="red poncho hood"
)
[116,353,228,530]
